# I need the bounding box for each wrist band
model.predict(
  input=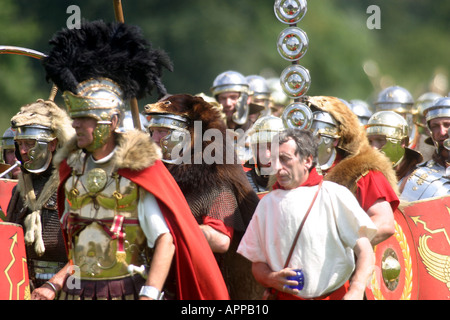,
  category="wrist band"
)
[45,281,59,293]
[139,286,163,300]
